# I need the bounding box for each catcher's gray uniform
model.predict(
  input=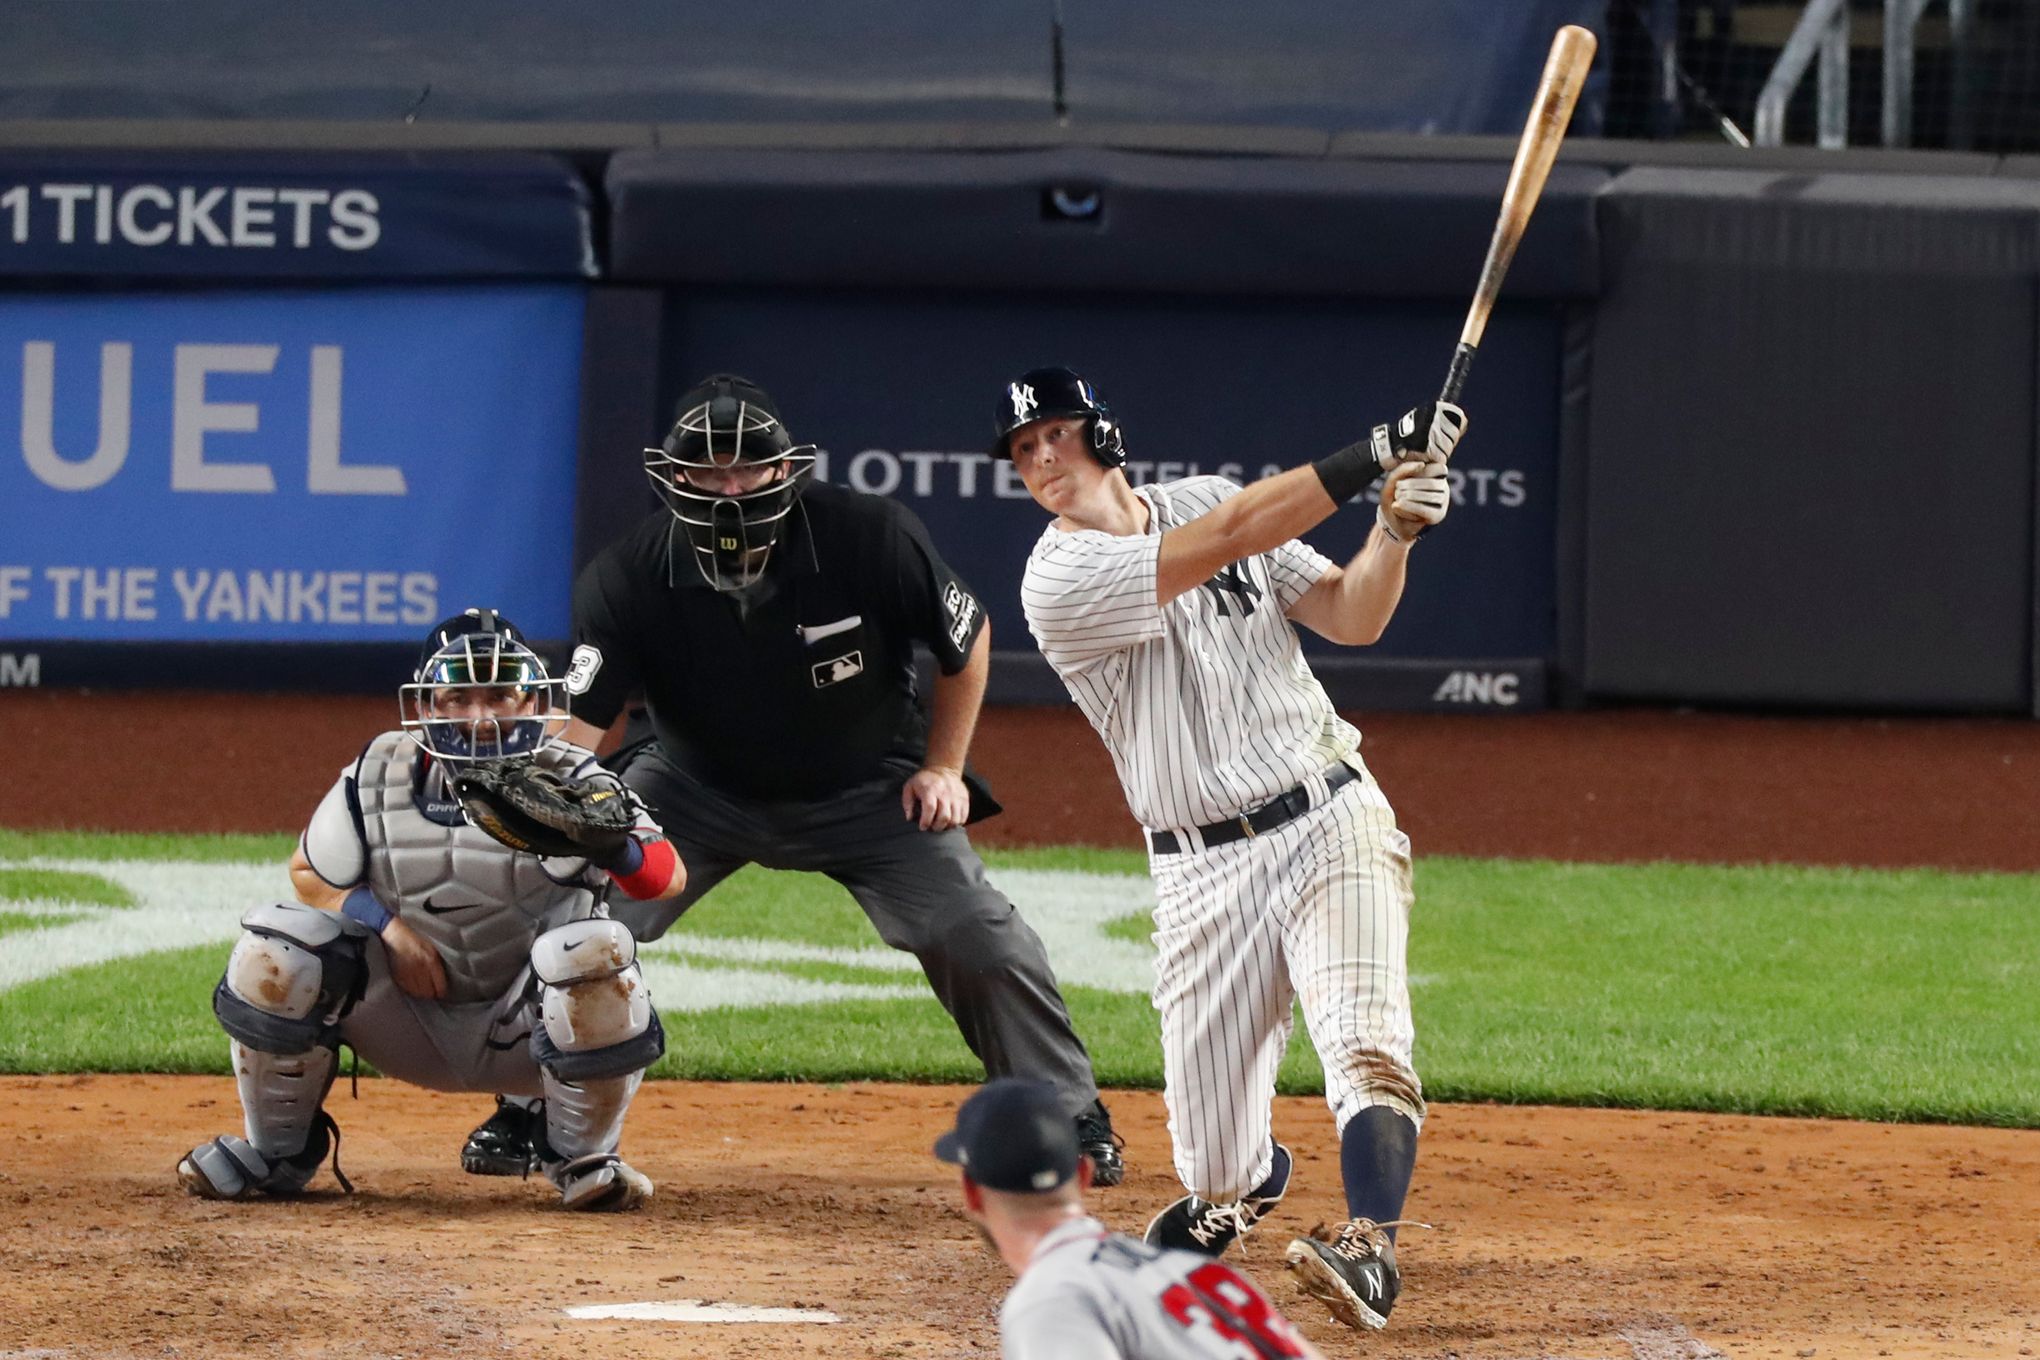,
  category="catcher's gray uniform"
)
[189,732,664,1204]
[1002,1218,1316,1359]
